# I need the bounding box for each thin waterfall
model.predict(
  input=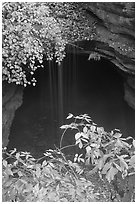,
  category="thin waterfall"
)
[48,60,64,144]
[57,63,64,126]
[48,61,58,140]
